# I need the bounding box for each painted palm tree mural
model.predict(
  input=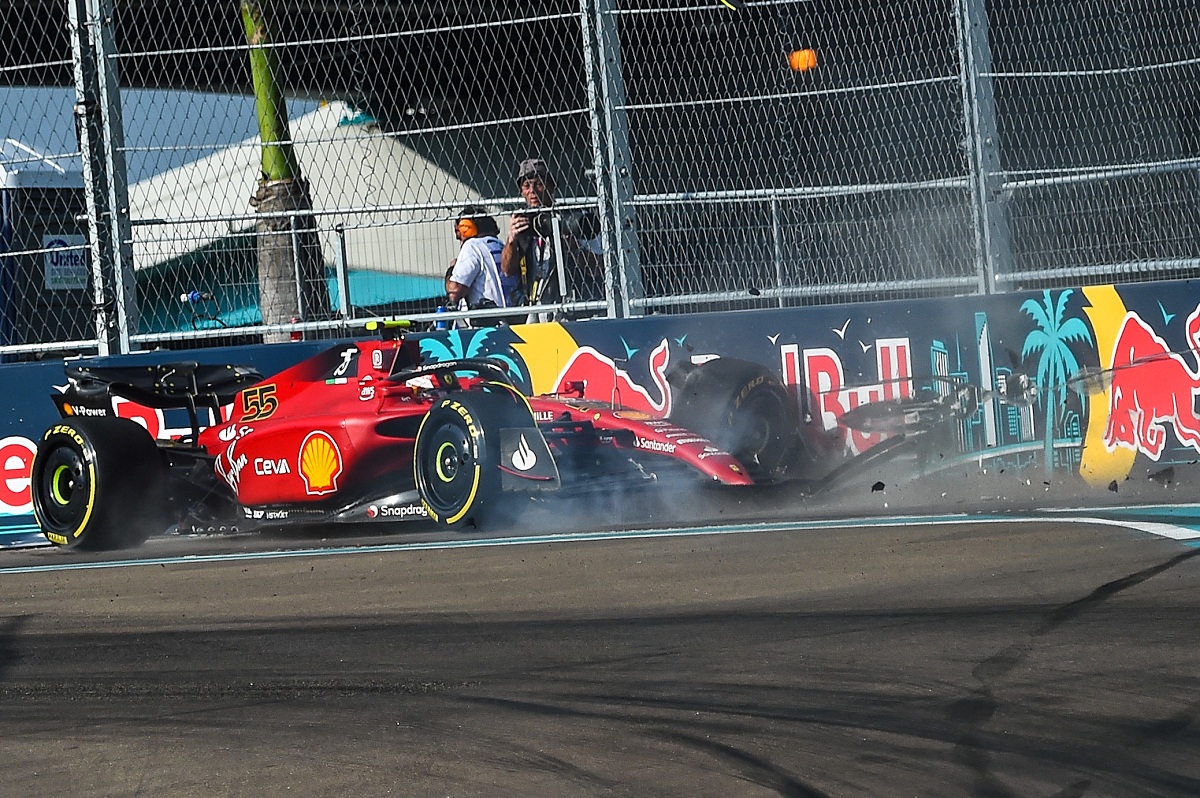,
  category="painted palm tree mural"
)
[1020,289,1094,474]
[418,329,529,393]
